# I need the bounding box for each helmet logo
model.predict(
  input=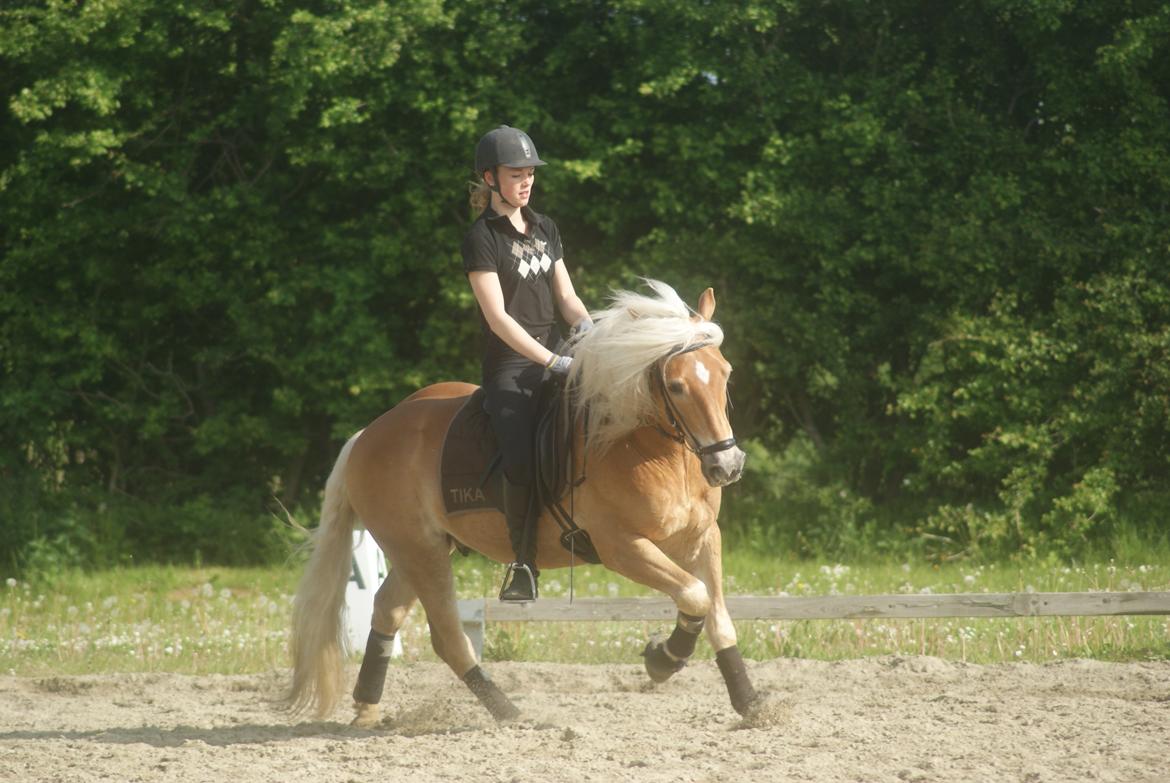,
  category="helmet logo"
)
[519,136,532,158]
